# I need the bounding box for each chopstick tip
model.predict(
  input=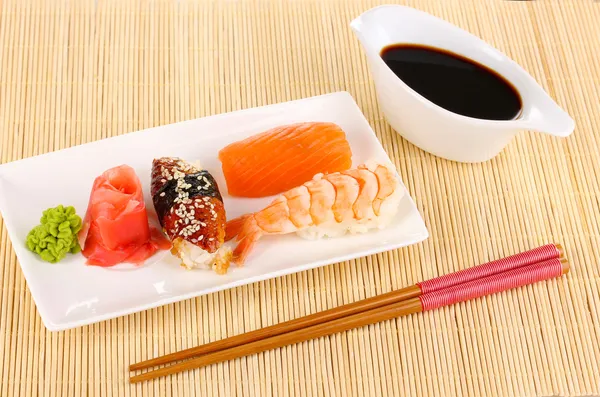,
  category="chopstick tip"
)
[129,374,142,384]
[129,363,144,372]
